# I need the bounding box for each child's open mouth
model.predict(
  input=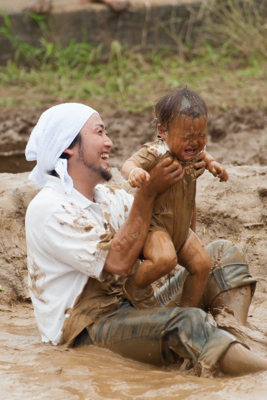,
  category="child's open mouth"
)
[184,148,197,157]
